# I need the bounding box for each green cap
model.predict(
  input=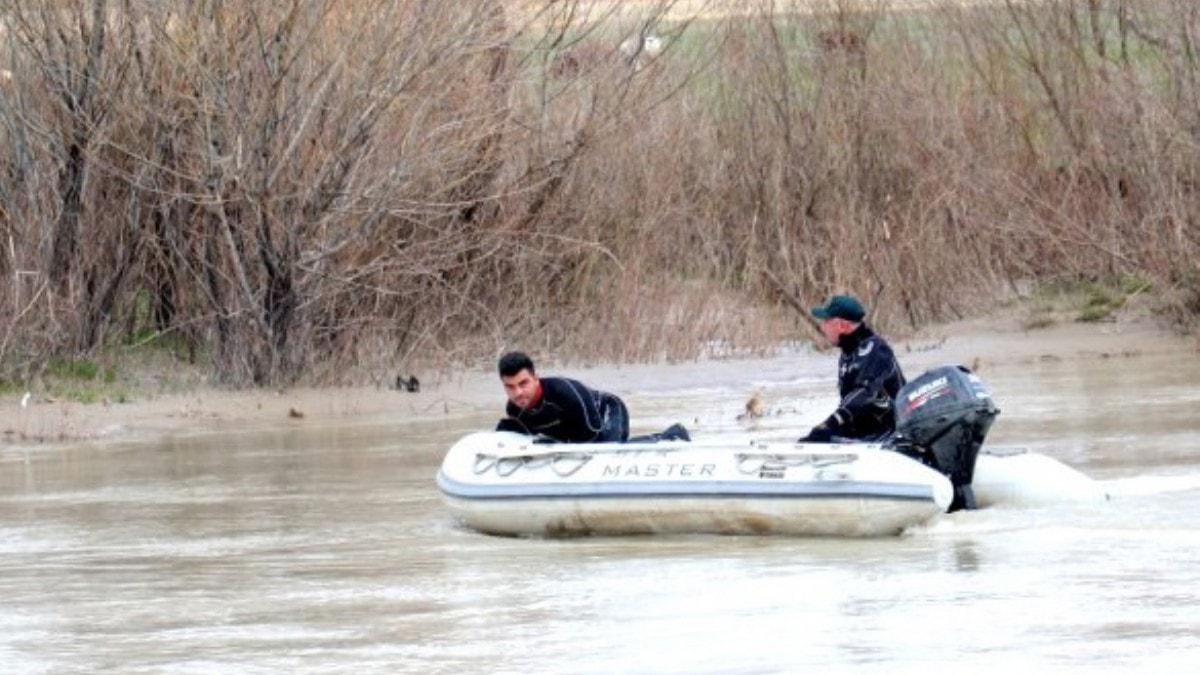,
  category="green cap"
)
[811,295,866,321]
